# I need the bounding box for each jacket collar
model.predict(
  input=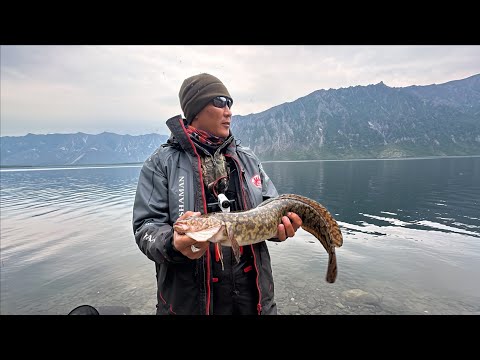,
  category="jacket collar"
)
[165,115,237,157]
